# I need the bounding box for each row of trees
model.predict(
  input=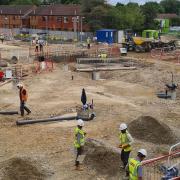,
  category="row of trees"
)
[0,0,179,31]
[81,0,179,31]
